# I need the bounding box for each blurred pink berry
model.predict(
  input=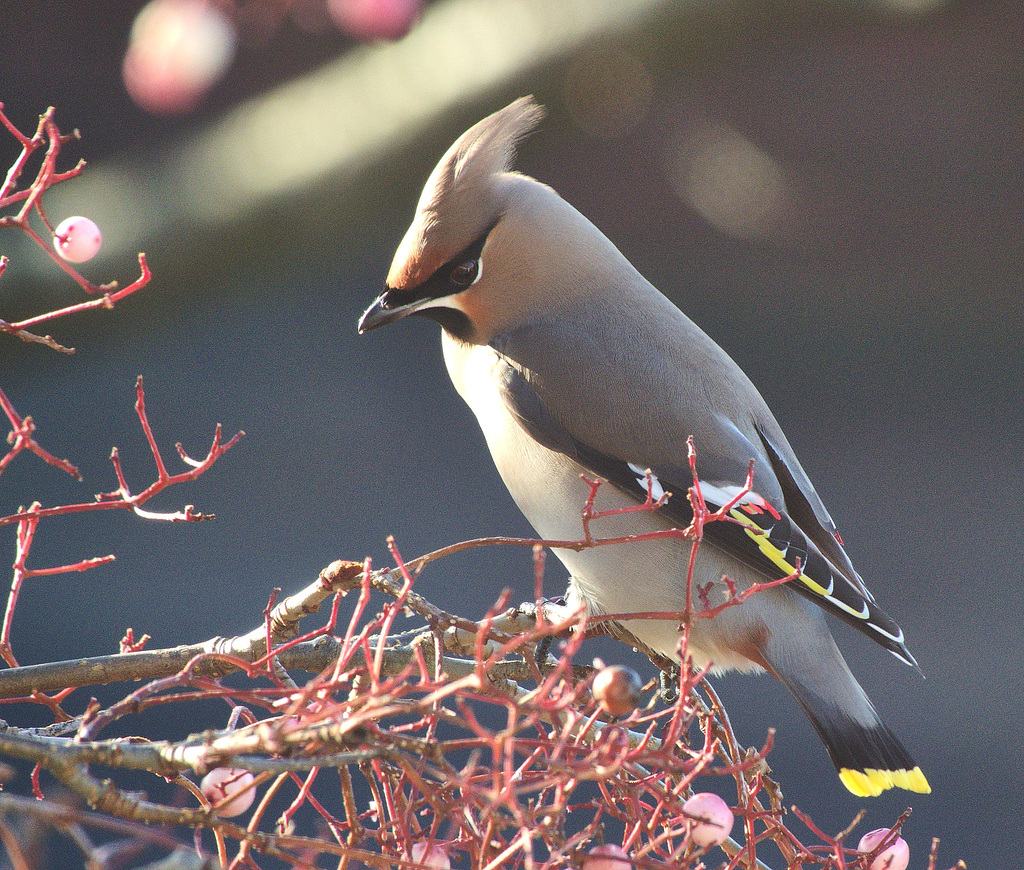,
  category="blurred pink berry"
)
[123,0,237,115]
[683,792,734,848]
[582,843,631,870]
[858,828,910,870]
[200,767,256,817]
[409,841,451,868]
[592,664,643,717]
[327,0,421,41]
[53,216,102,263]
